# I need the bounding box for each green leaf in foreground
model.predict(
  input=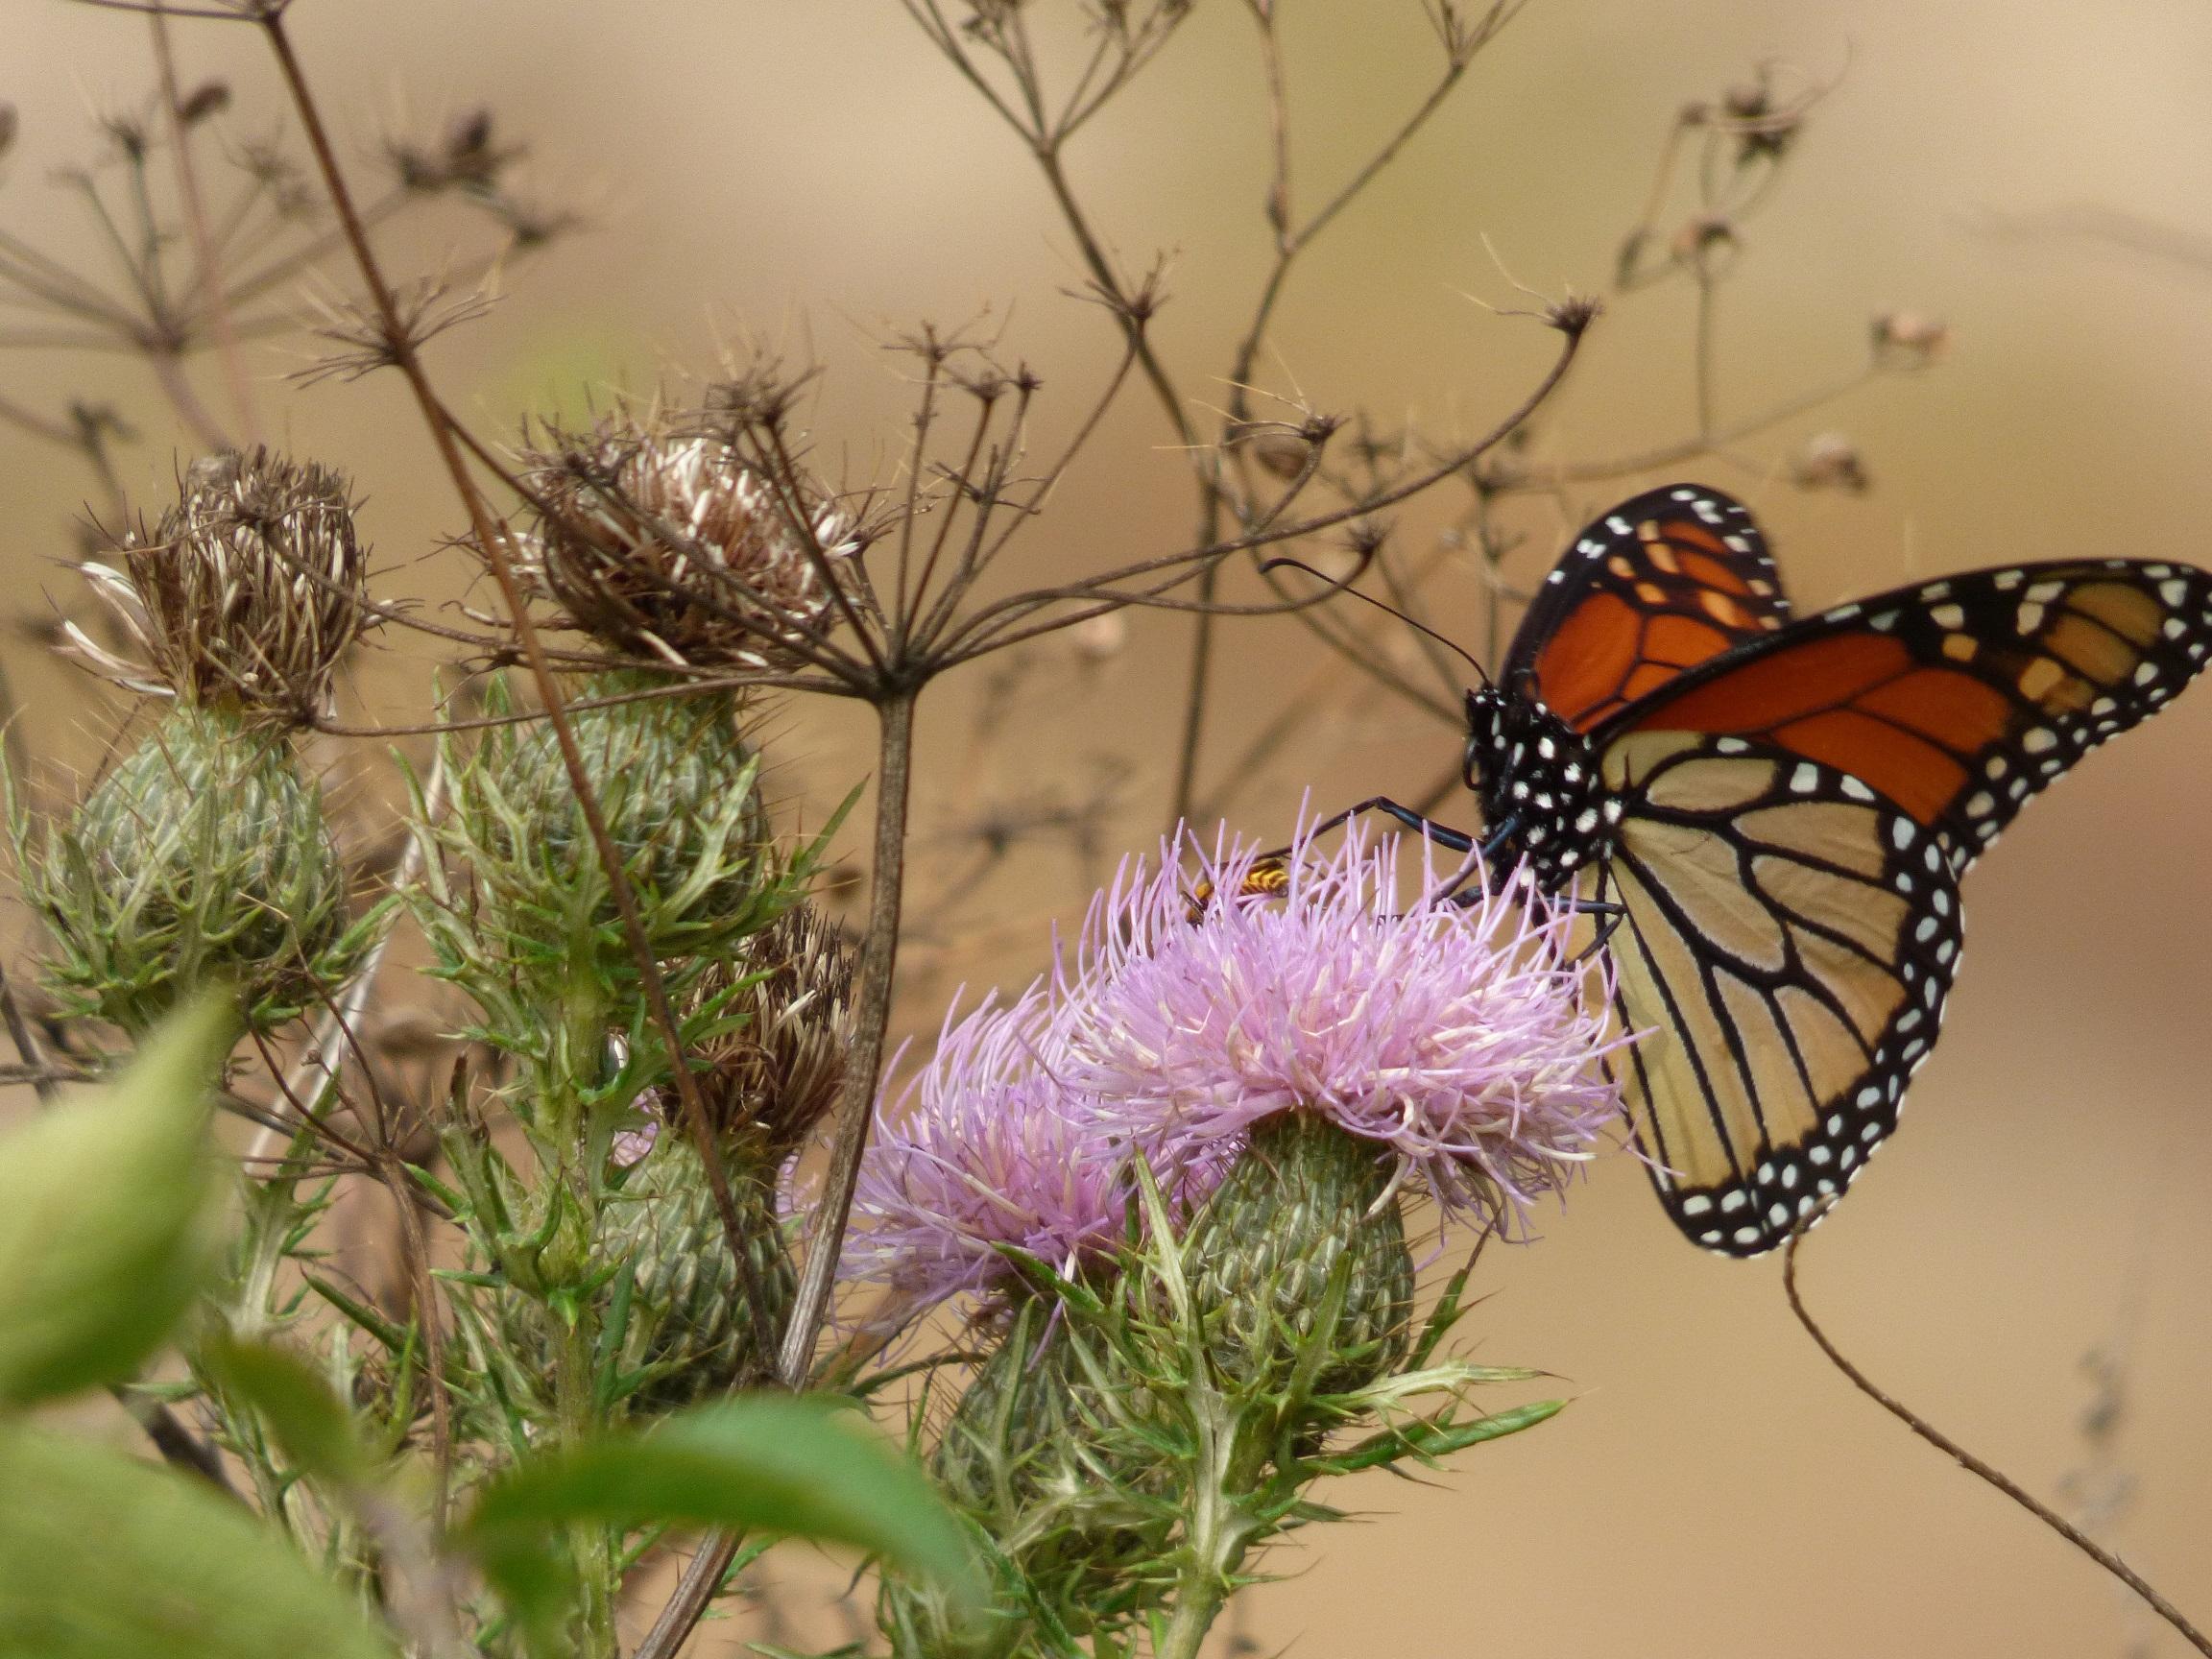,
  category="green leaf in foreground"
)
[197,1333,370,1489]
[462,1394,981,1614]
[0,1422,394,1659]
[0,992,236,1407]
